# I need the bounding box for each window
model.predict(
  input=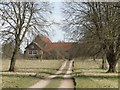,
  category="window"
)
[29,50,37,55]
[29,50,32,54]
[33,50,37,54]
[31,45,34,49]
